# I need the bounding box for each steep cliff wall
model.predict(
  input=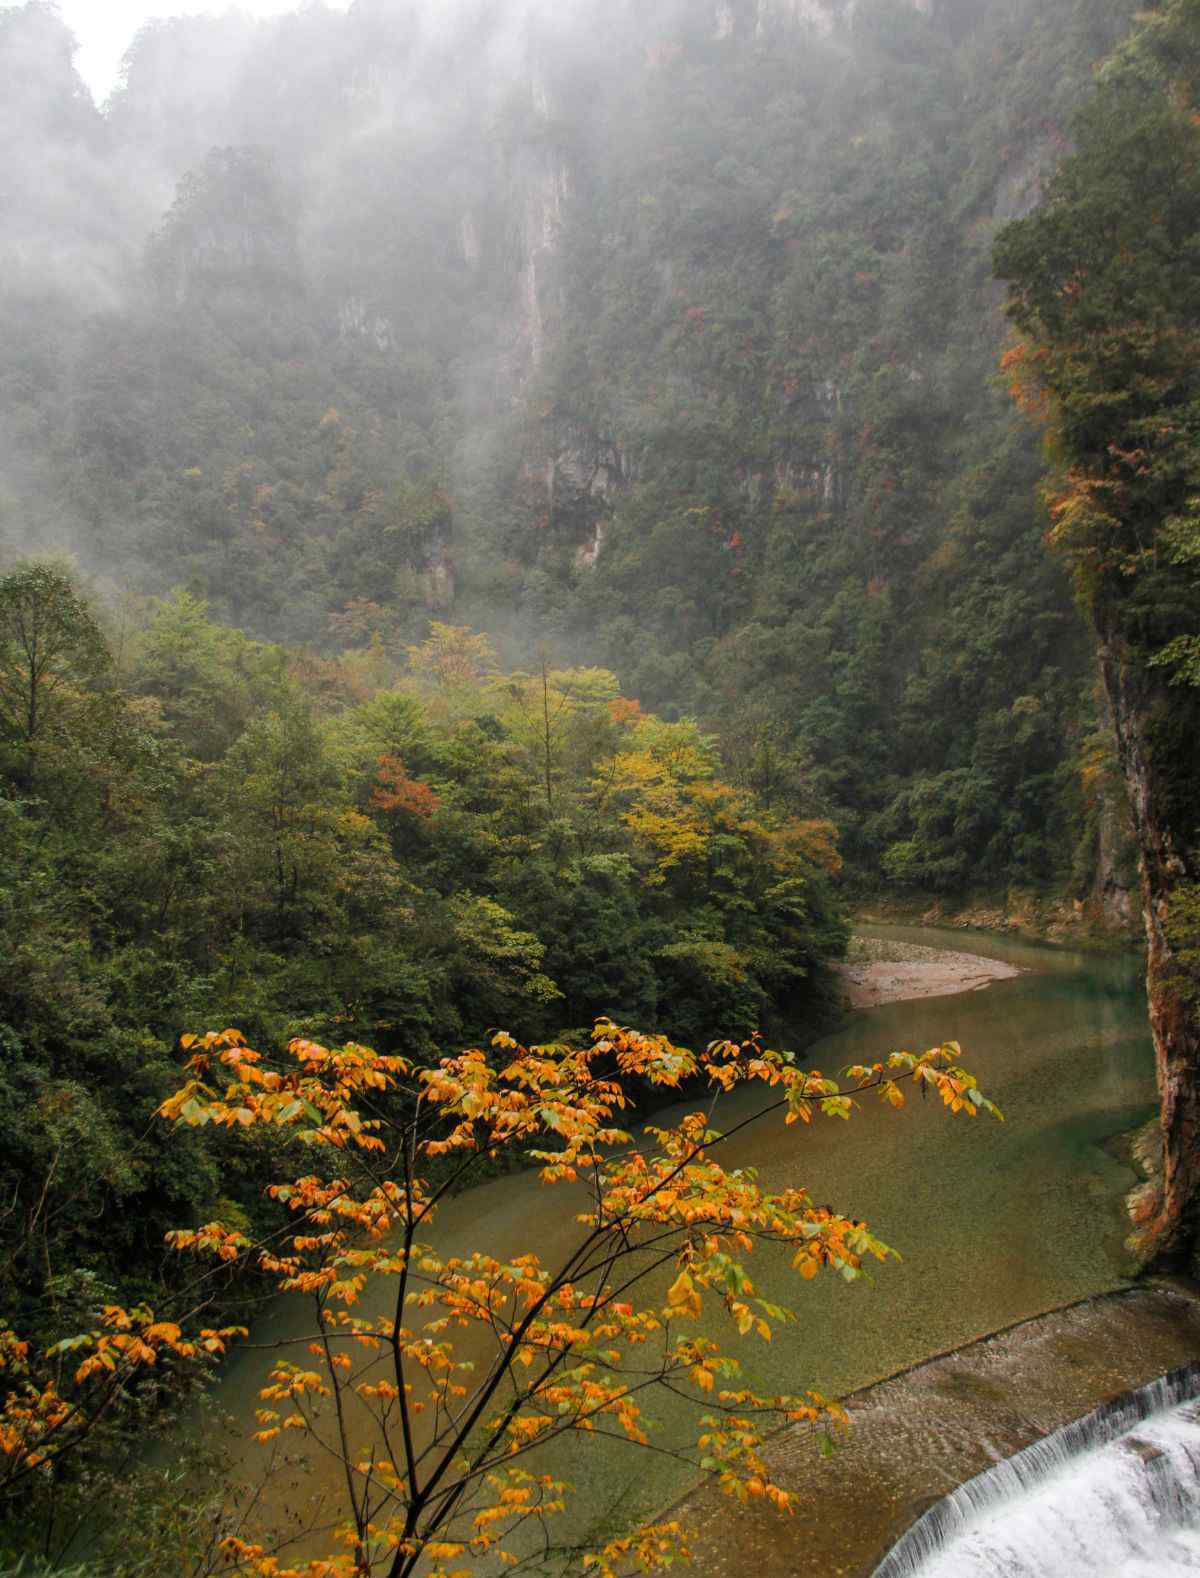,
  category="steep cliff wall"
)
[0,0,1143,899]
